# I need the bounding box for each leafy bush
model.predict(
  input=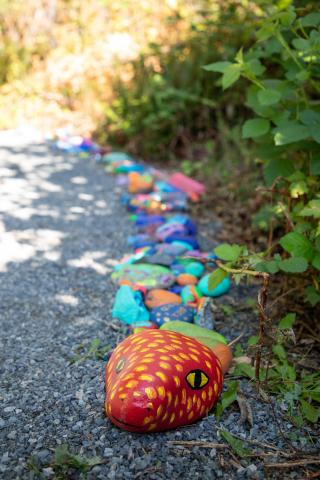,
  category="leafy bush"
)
[205,3,320,307]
